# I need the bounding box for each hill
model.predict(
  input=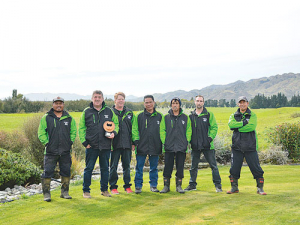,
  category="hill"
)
[24,73,300,102]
